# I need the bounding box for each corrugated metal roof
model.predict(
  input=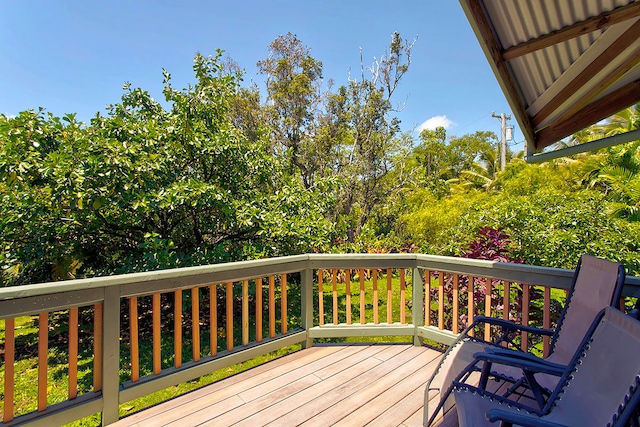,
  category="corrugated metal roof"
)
[460,0,640,158]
